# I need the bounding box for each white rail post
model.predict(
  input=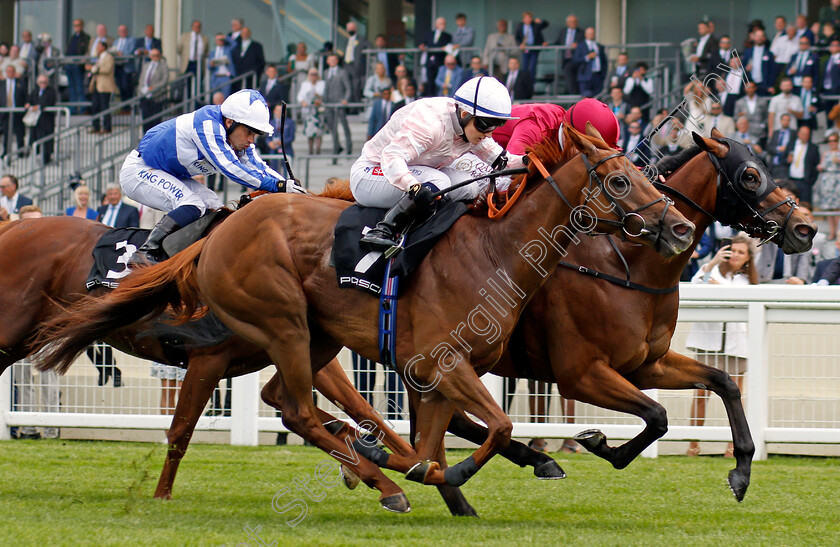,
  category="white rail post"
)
[481,374,505,415]
[746,302,768,460]
[231,371,260,446]
[0,366,11,440]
